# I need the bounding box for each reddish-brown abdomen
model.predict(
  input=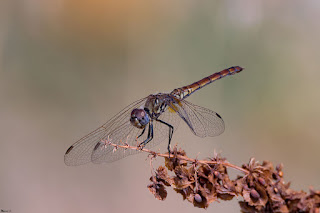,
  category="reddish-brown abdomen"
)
[170,66,243,99]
